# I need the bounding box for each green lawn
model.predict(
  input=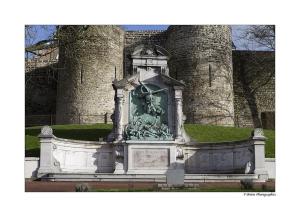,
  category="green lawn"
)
[25,124,275,158]
[184,124,275,158]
